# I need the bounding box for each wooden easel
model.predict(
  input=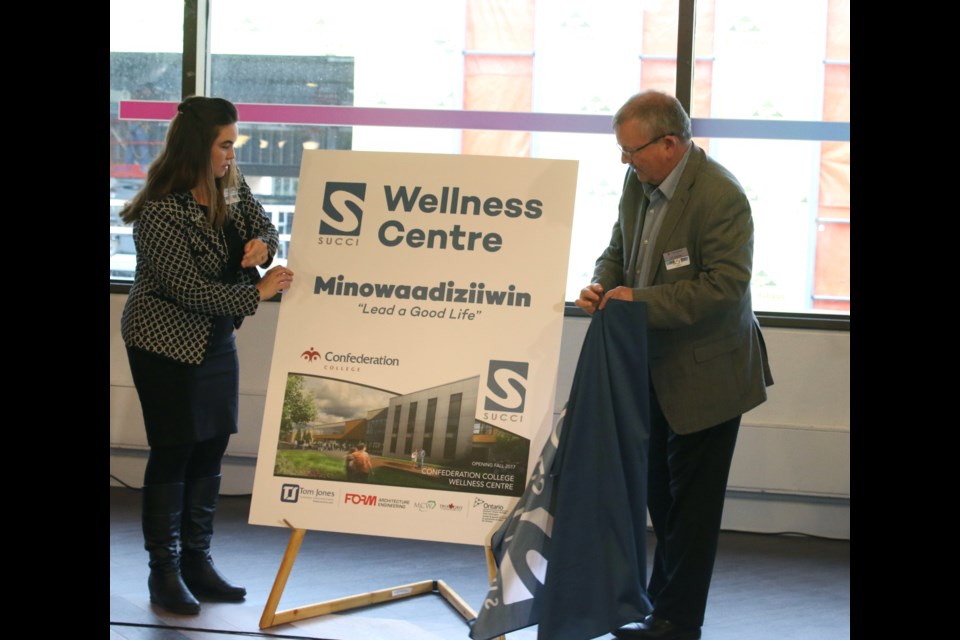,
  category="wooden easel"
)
[259,519,505,640]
